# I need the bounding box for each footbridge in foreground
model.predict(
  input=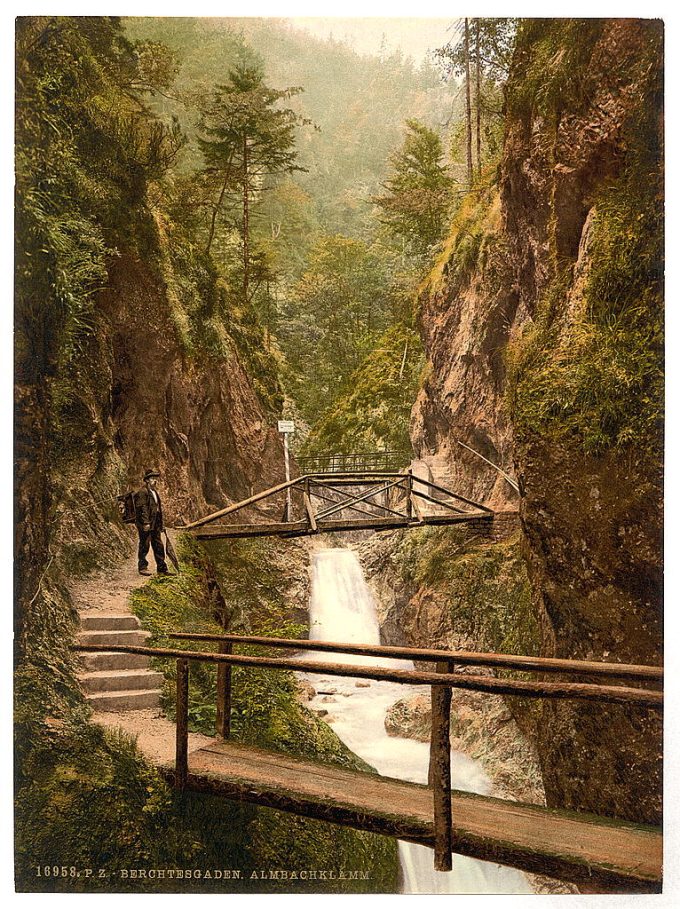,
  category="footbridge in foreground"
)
[74,634,663,892]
